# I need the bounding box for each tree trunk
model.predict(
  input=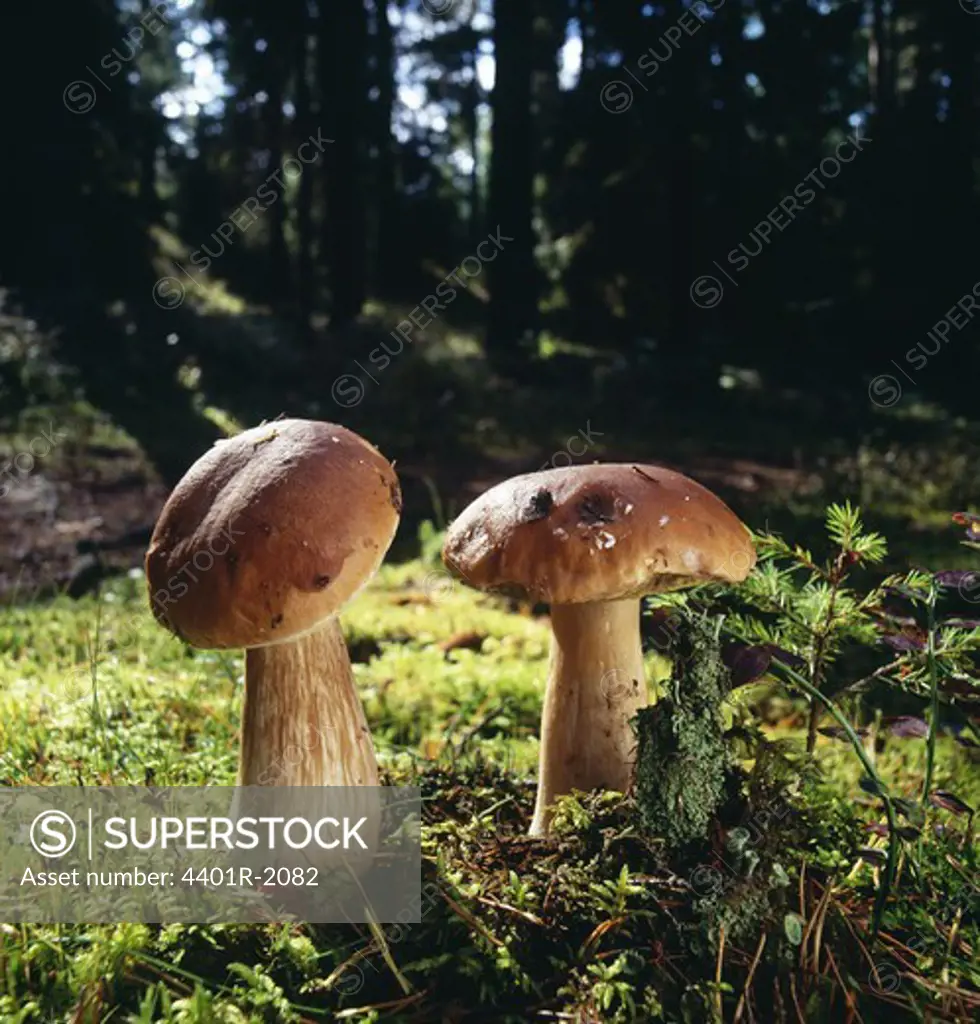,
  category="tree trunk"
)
[265,69,292,302]
[870,0,896,122]
[294,21,316,342]
[663,1,698,395]
[319,0,368,328]
[373,0,399,294]
[942,1,975,212]
[717,0,744,375]
[138,113,159,220]
[486,0,536,376]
